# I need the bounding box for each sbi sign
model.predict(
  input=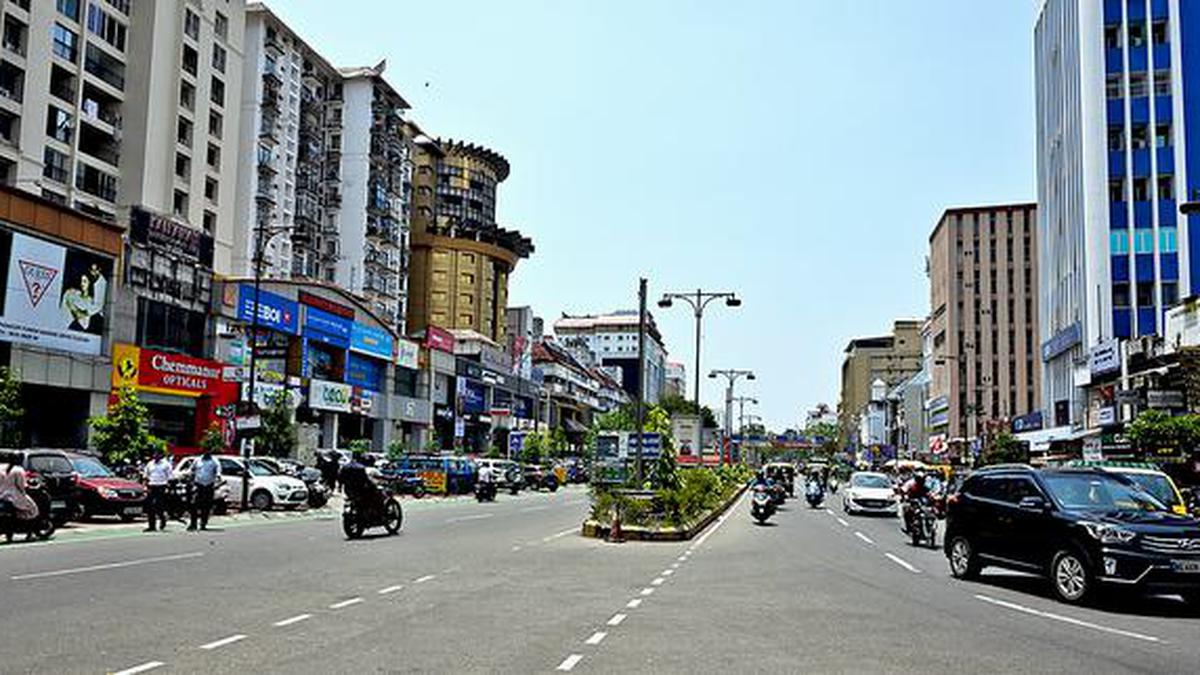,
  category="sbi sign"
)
[238,285,299,334]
